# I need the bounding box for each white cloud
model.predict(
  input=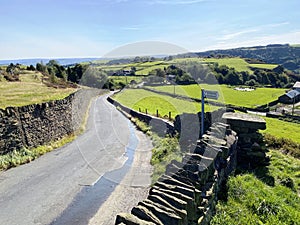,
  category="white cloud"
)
[149,0,207,5]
